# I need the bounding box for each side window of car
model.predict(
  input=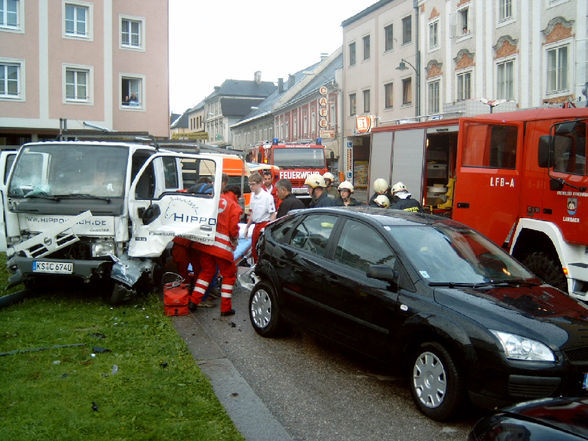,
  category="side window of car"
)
[289,214,337,257]
[335,220,396,273]
[272,216,299,244]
